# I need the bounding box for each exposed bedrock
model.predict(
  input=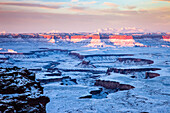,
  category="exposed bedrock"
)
[84,54,134,58]
[37,77,63,84]
[116,58,154,65]
[0,48,85,60]
[43,62,60,70]
[106,68,161,75]
[0,58,9,64]
[76,60,96,68]
[60,76,77,85]
[79,88,107,99]
[45,69,61,76]
[29,68,42,72]
[79,80,135,99]
[59,69,105,74]
[45,73,61,76]
[79,95,92,99]
[37,76,77,85]
[69,52,84,59]
[90,88,103,95]
[95,80,135,90]
[145,72,160,79]
[0,67,50,113]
